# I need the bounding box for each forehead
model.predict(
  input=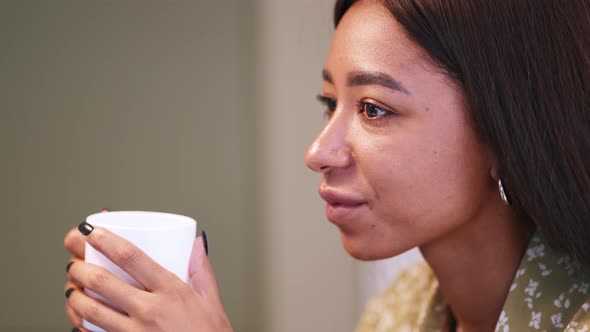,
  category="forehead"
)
[327,1,426,79]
